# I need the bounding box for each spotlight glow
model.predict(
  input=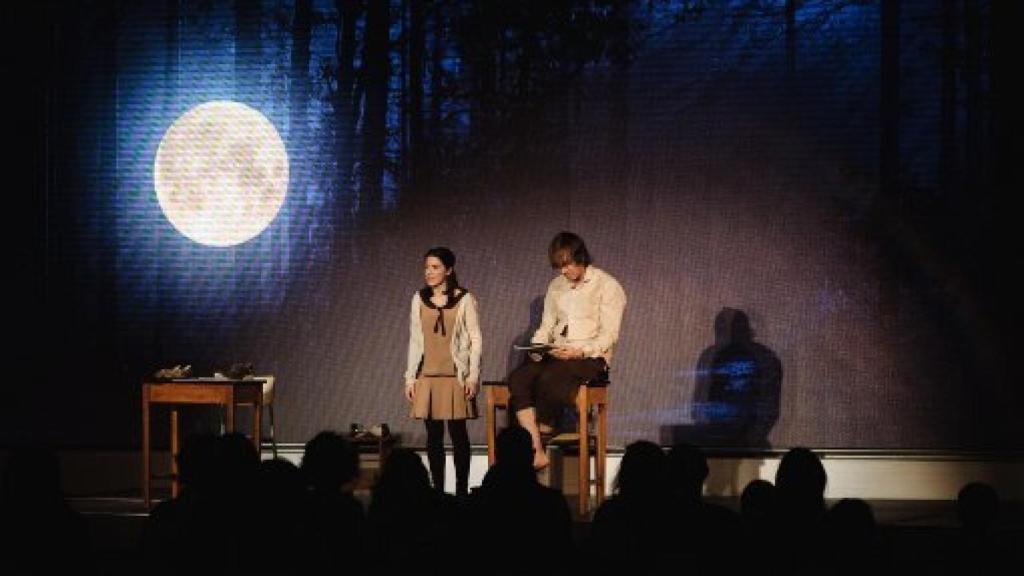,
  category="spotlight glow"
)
[154,101,288,247]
